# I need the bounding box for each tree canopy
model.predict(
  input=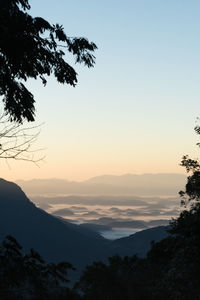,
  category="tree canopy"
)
[0,235,80,299]
[0,0,97,123]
